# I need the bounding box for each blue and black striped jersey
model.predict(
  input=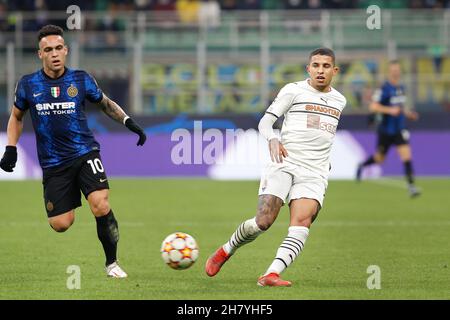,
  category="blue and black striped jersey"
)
[372,81,407,135]
[14,68,103,168]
